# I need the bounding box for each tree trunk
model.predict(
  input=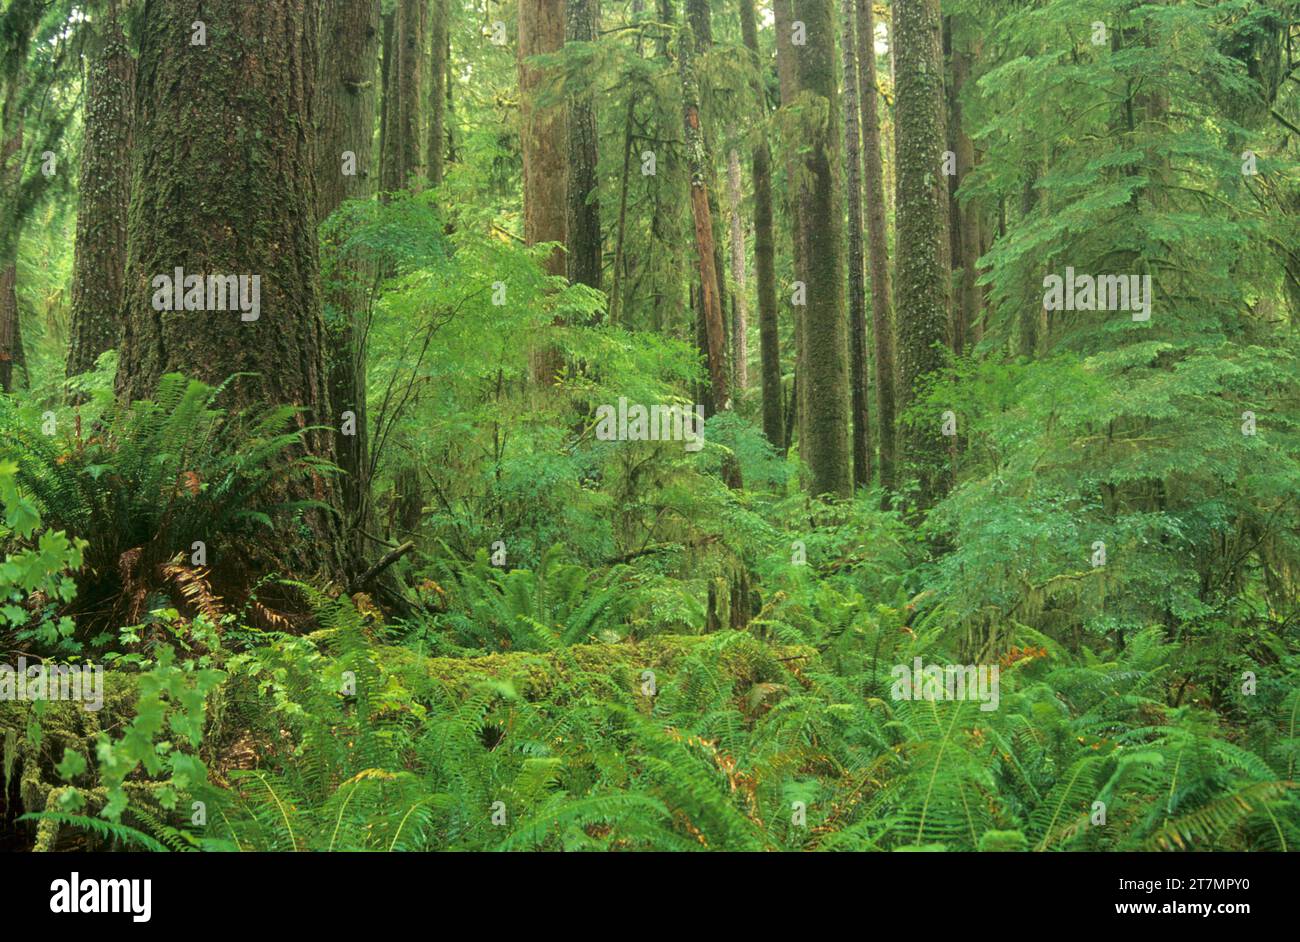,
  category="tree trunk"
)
[793,0,851,499]
[566,0,601,293]
[678,26,730,419]
[725,148,747,392]
[66,5,134,385]
[117,0,341,576]
[380,0,424,193]
[855,0,895,499]
[426,0,448,187]
[772,0,805,455]
[893,0,952,514]
[317,0,381,580]
[946,19,980,355]
[518,0,568,384]
[0,109,21,394]
[841,0,870,490]
[738,0,784,452]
